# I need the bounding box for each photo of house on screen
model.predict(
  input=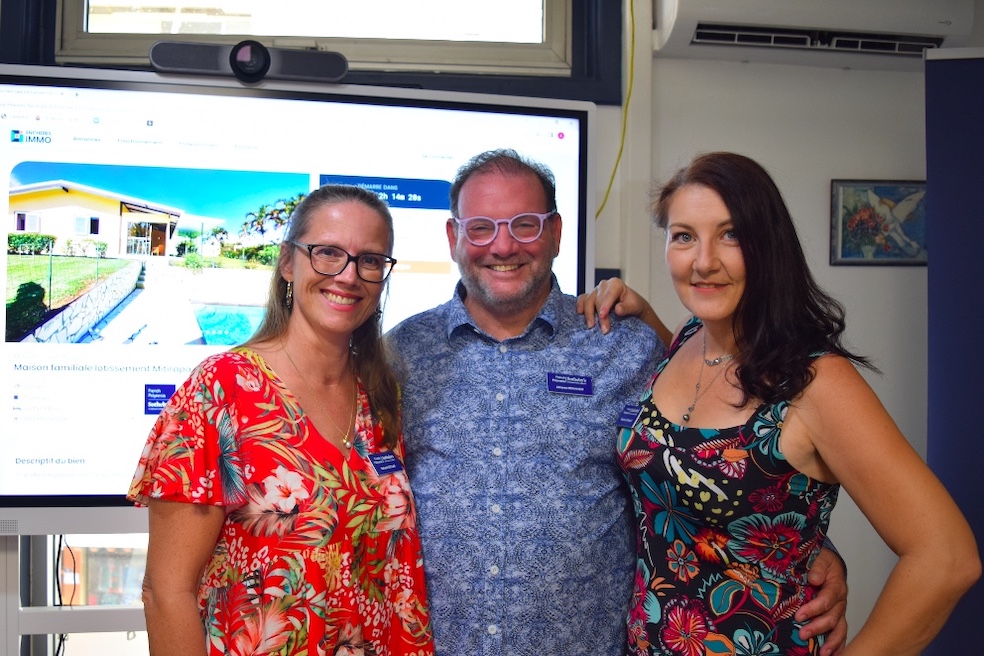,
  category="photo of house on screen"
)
[6,163,307,345]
